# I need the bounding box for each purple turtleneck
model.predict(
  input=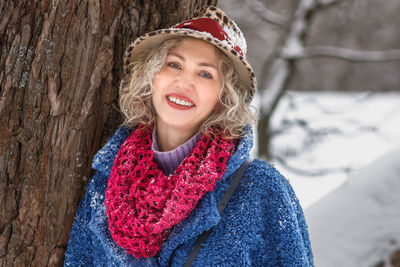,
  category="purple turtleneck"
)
[152,128,202,175]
